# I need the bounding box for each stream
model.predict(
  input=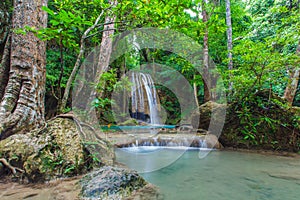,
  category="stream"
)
[1,149,300,200]
[116,148,300,200]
